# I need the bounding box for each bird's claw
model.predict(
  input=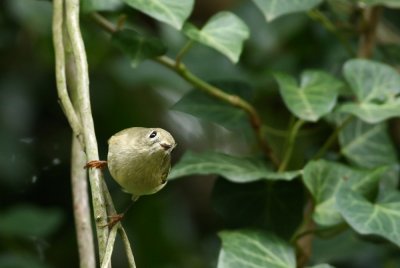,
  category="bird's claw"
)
[100,214,125,229]
[84,160,107,169]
